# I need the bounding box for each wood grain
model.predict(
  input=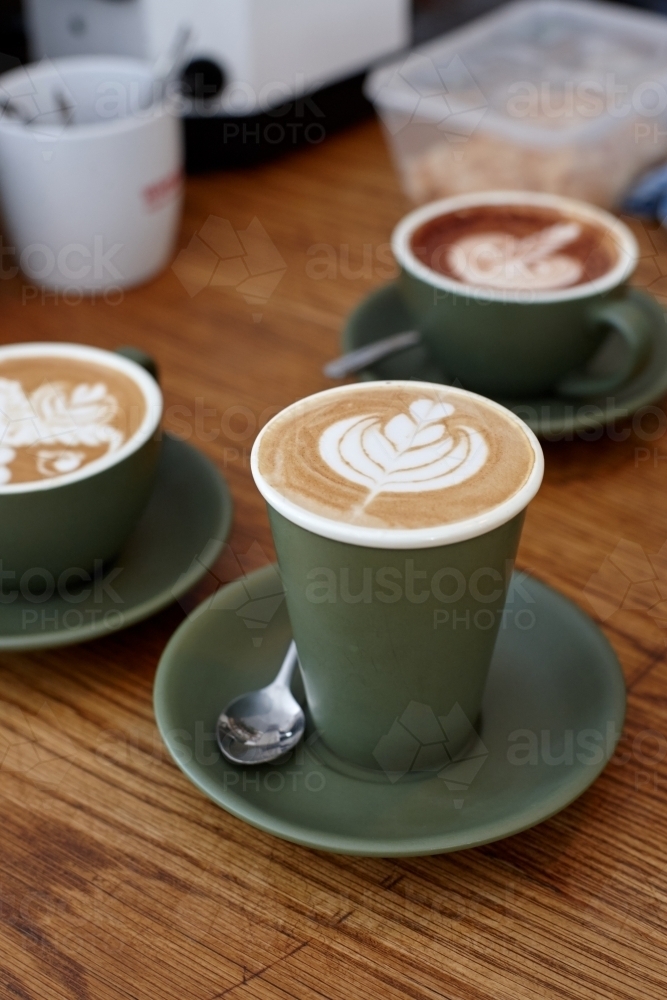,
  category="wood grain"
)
[0,119,666,999]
